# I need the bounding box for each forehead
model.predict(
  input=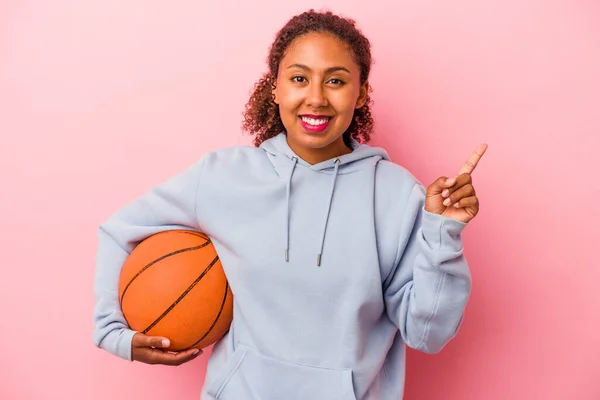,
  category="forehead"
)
[280,32,359,73]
